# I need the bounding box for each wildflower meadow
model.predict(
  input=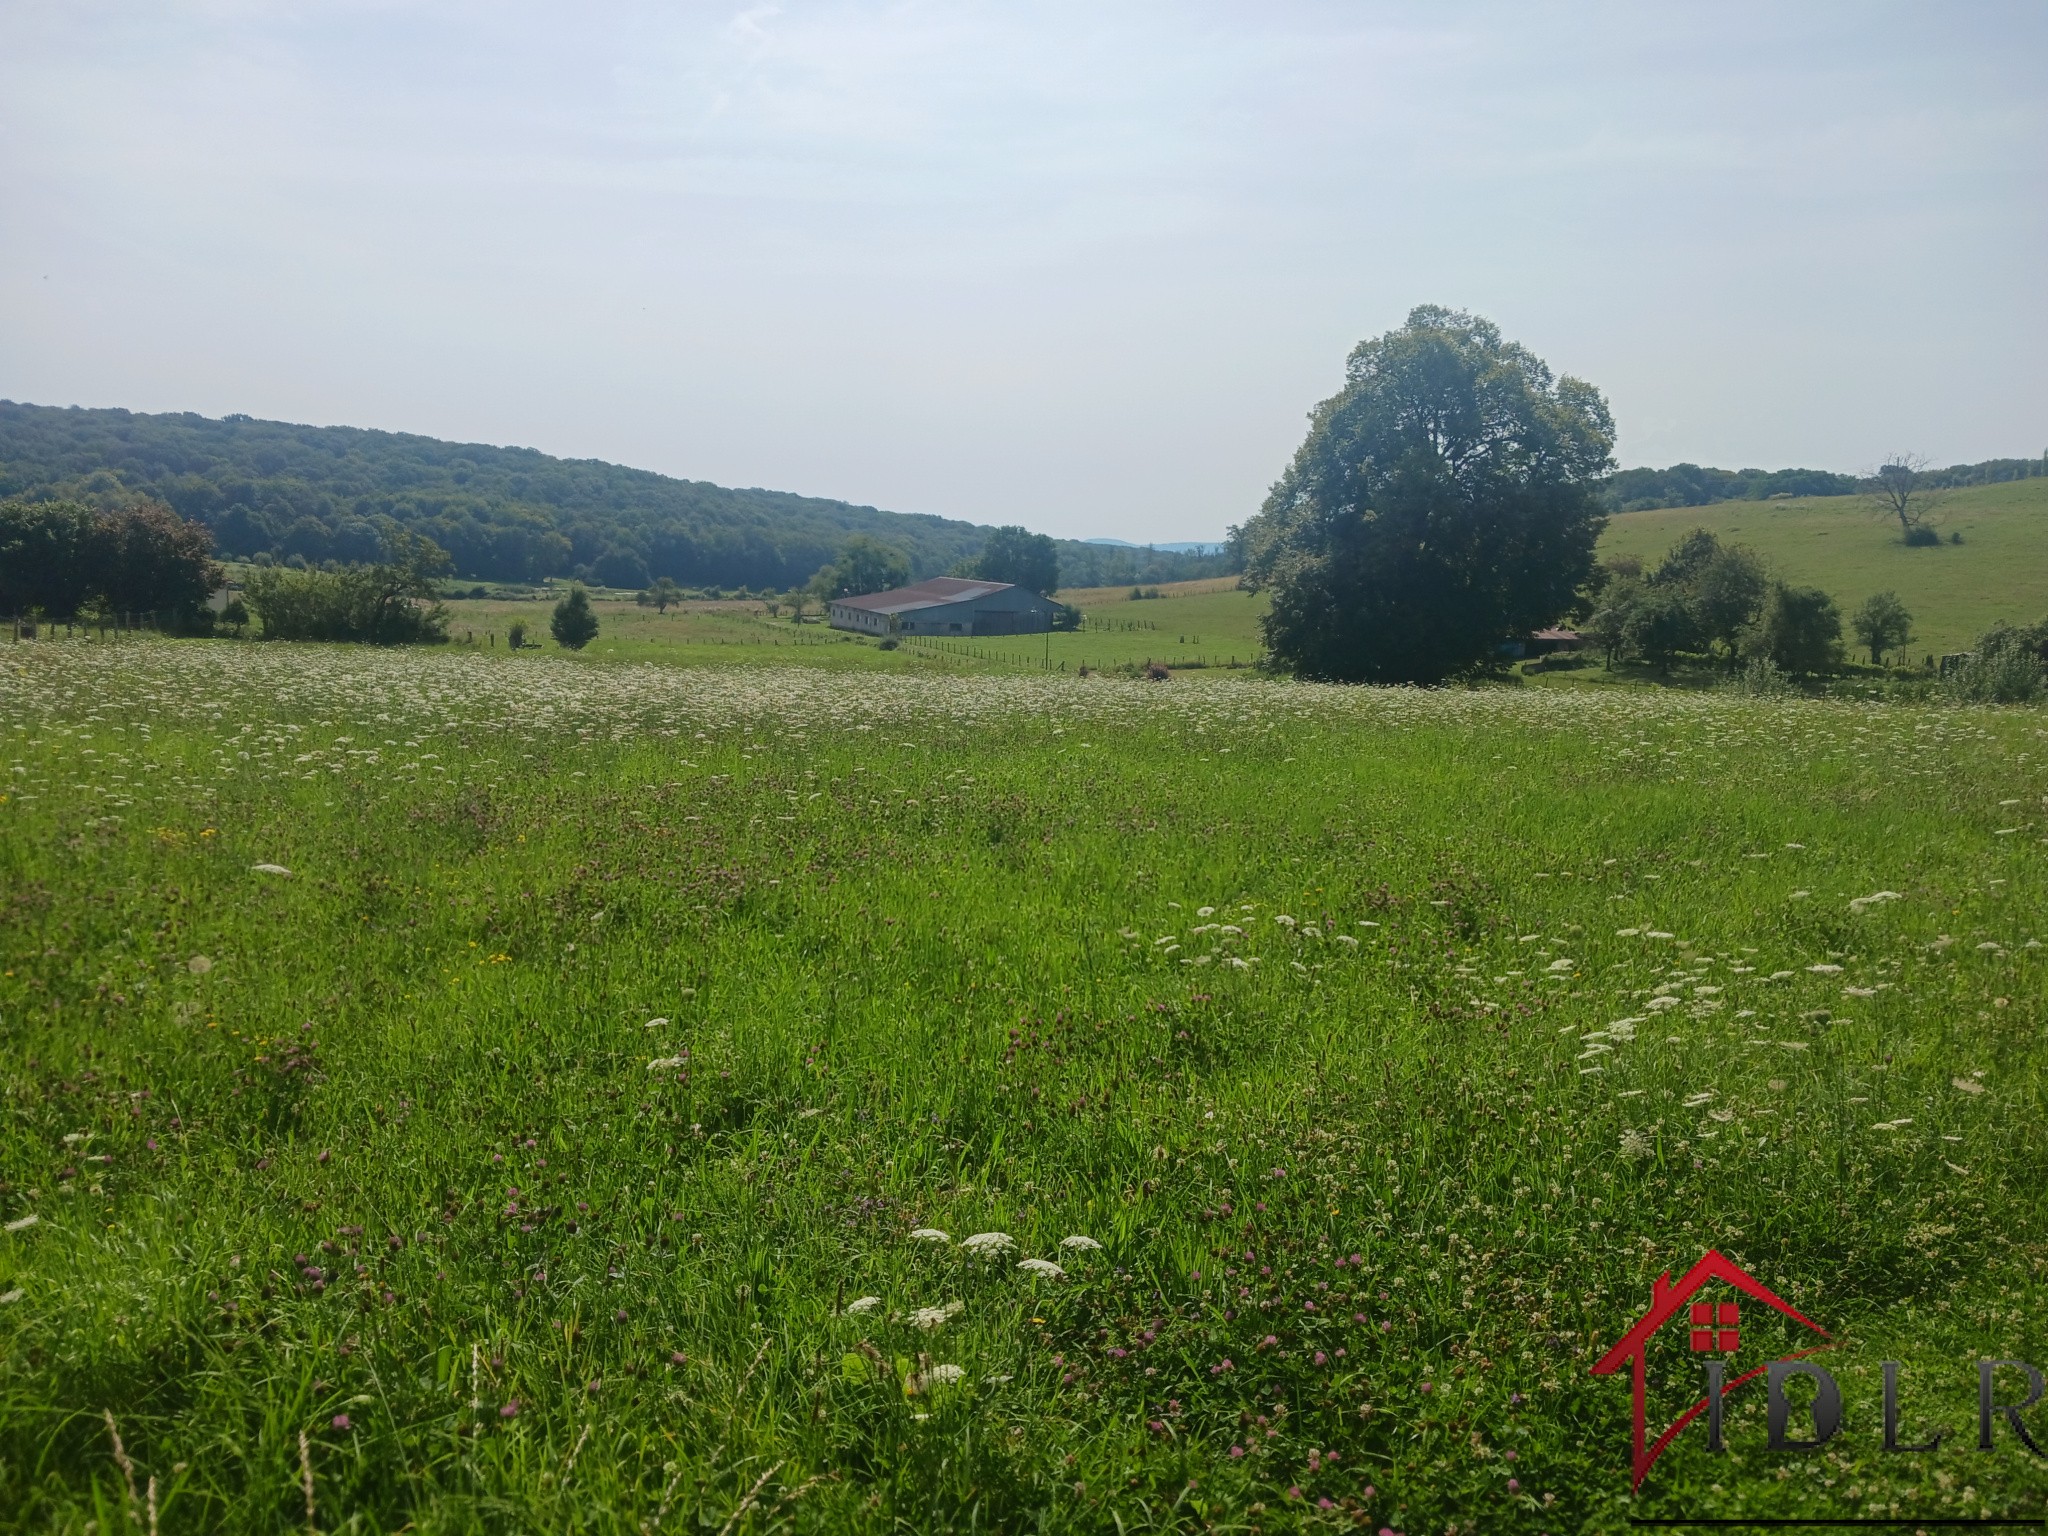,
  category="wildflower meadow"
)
[1,638,2044,1533]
